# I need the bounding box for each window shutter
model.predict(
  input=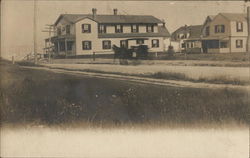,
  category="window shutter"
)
[89,24,91,33]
